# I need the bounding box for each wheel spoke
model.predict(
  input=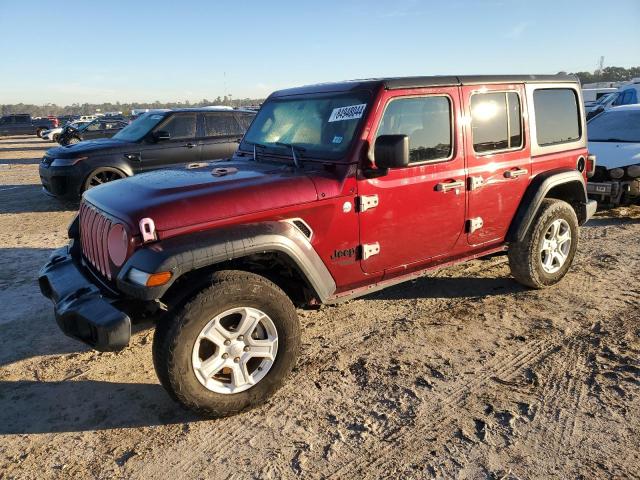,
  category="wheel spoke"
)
[197,354,226,379]
[230,362,254,389]
[236,308,263,338]
[246,337,278,361]
[200,319,230,347]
